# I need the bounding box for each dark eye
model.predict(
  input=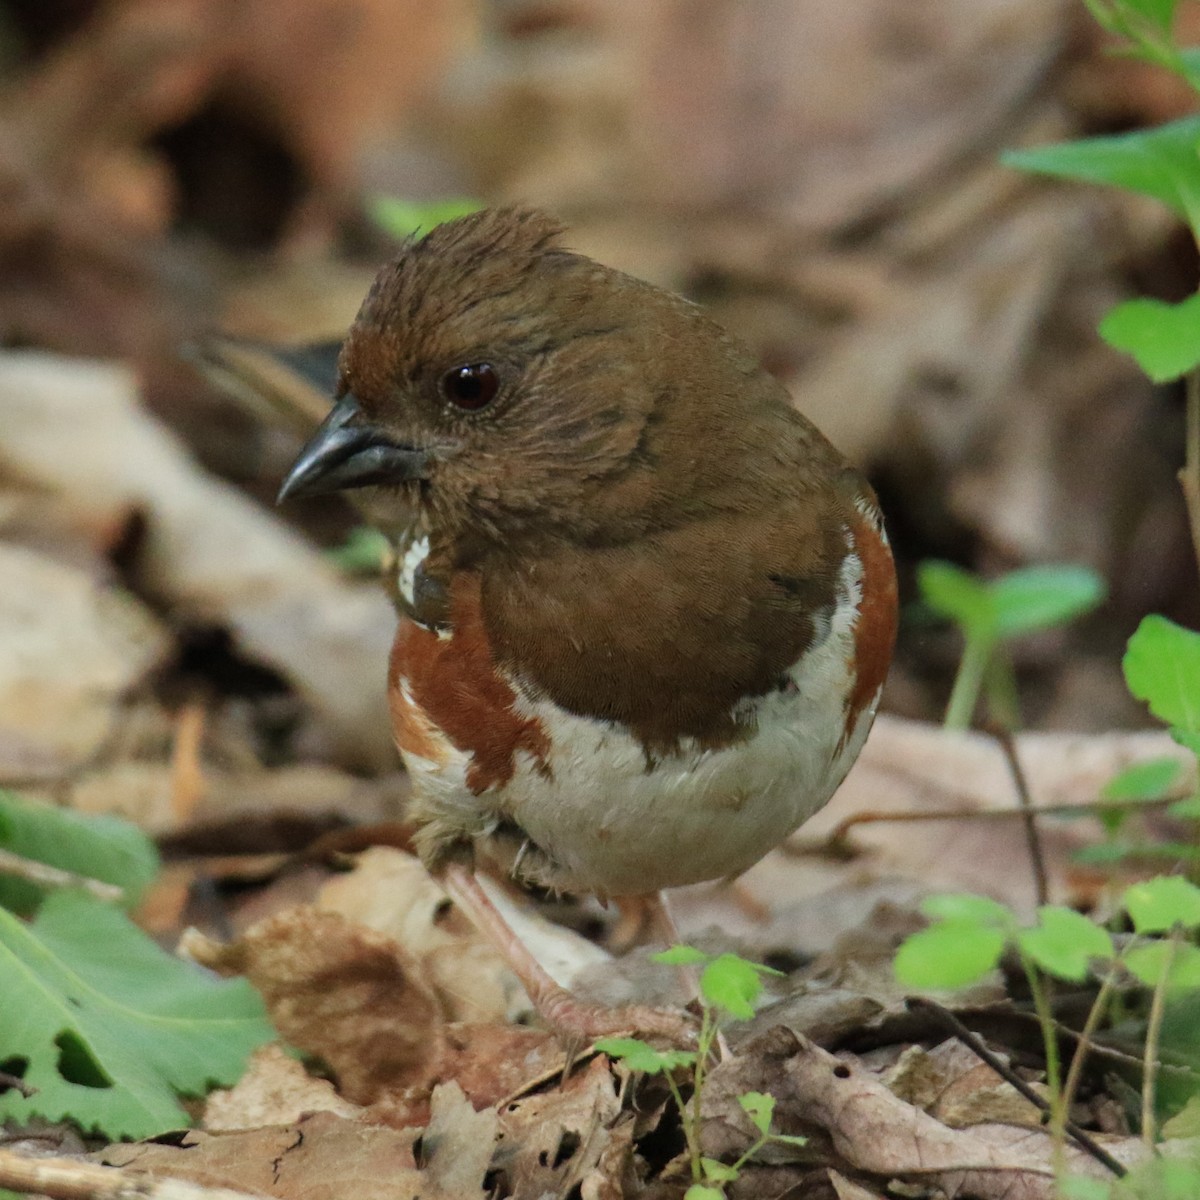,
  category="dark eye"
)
[442,363,499,411]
